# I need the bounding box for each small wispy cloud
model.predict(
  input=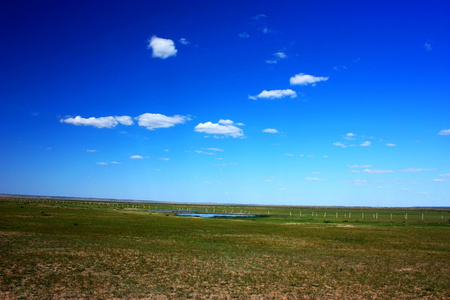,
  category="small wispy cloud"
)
[439,173,450,177]
[344,133,356,140]
[61,115,133,129]
[262,128,279,134]
[97,161,121,165]
[130,155,144,159]
[438,129,450,135]
[423,41,432,51]
[360,141,371,147]
[196,150,214,155]
[262,27,274,34]
[399,168,437,173]
[205,148,223,152]
[86,149,97,152]
[252,14,267,20]
[159,157,170,161]
[432,178,445,182]
[386,143,396,147]
[179,38,190,45]
[239,32,250,38]
[249,89,297,100]
[194,119,244,138]
[333,142,347,148]
[266,51,287,64]
[147,36,177,59]
[135,113,190,130]
[305,177,324,181]
[352,179,367,186]
[362,169,395,174]
[347,165,373,168]
[290,73,329,86]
